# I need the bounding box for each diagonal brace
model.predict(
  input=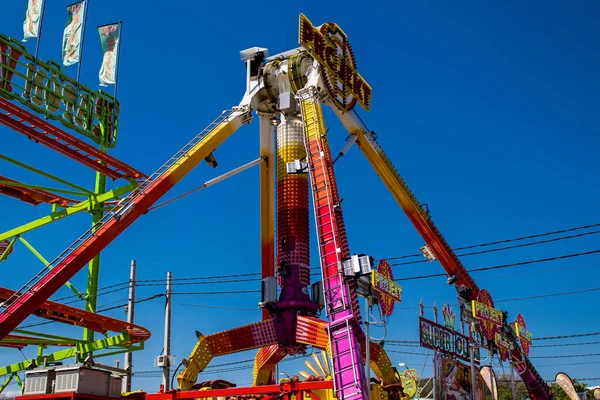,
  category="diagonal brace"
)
[0,181,138,242]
